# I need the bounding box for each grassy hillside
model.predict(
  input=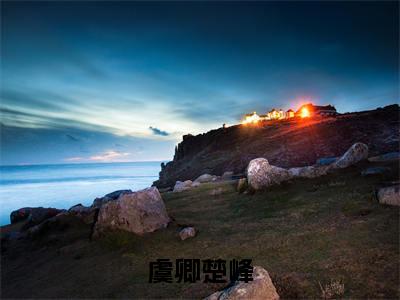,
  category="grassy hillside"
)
[1,160,399,299]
